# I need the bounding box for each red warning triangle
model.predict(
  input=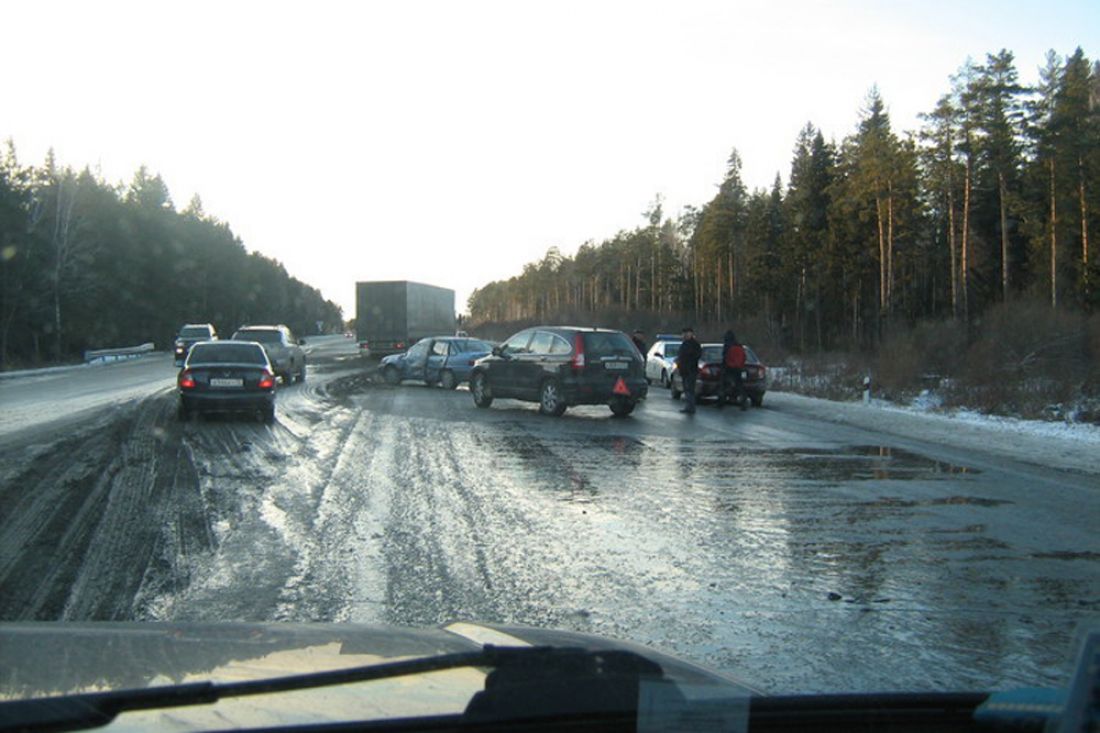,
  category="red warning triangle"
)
[612,377,630,396]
